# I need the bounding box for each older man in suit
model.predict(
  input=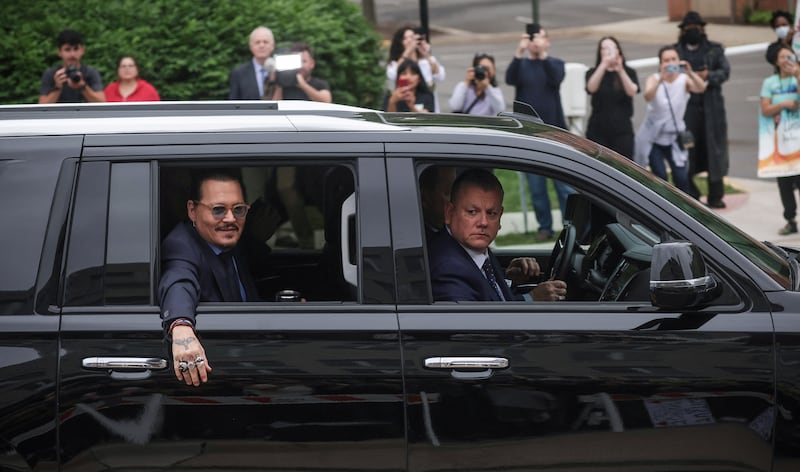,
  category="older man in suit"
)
[228,26,277,100]
[159,170,258,386]
[428,168,566,302]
